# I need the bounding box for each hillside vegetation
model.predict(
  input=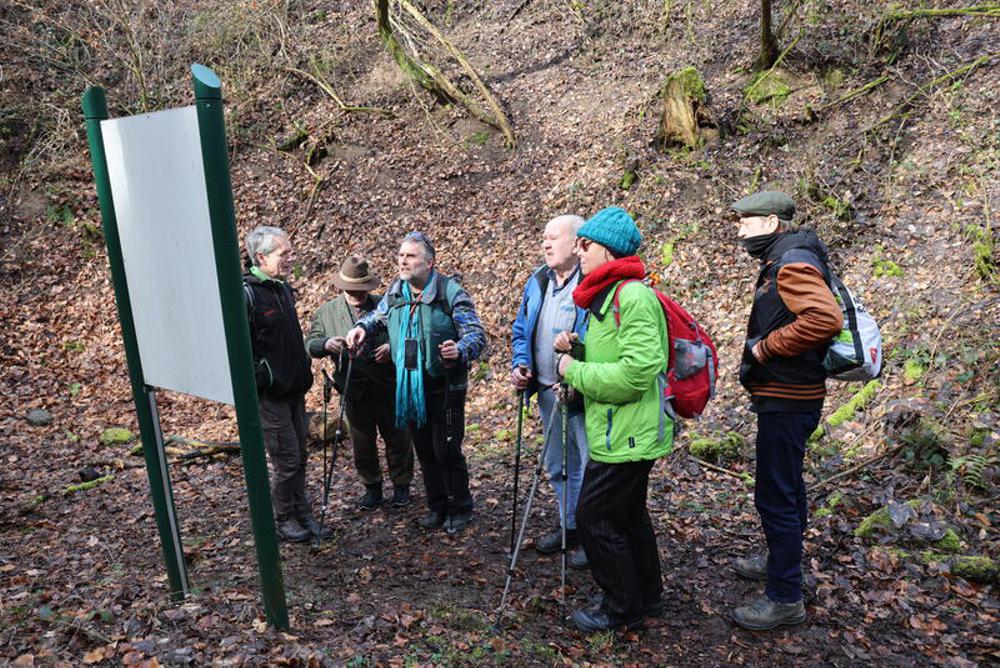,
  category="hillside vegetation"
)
[1,1,998,665]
